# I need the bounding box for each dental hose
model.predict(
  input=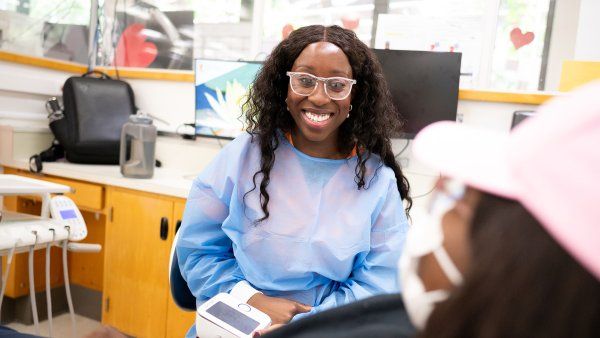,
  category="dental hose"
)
[29,231,40,335]
[46,229,55,337]
[62,226,76,338]
[0,244,17,323]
